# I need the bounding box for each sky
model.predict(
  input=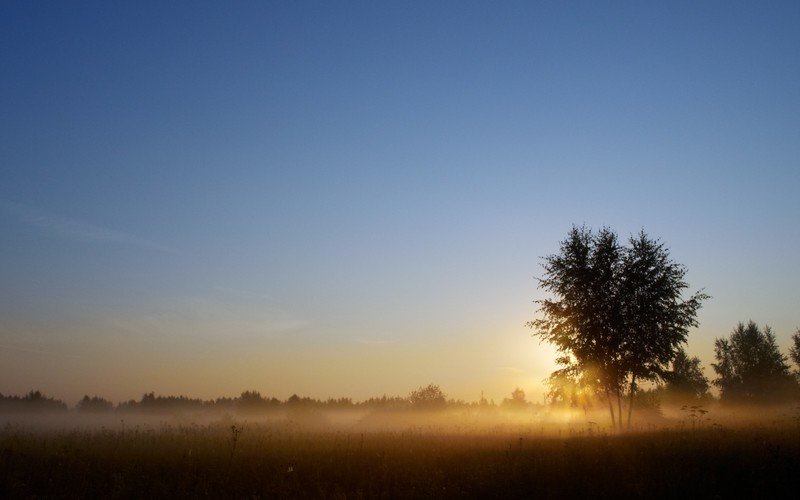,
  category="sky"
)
[1,1,799,406]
